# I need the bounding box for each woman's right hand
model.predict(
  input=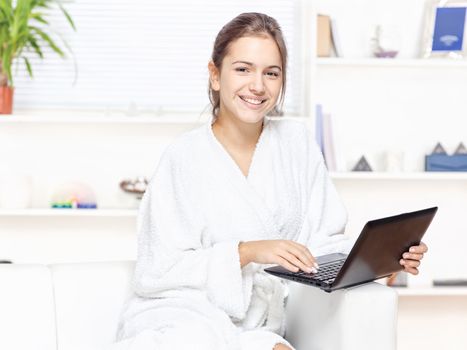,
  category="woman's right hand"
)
[238,240,319,273]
